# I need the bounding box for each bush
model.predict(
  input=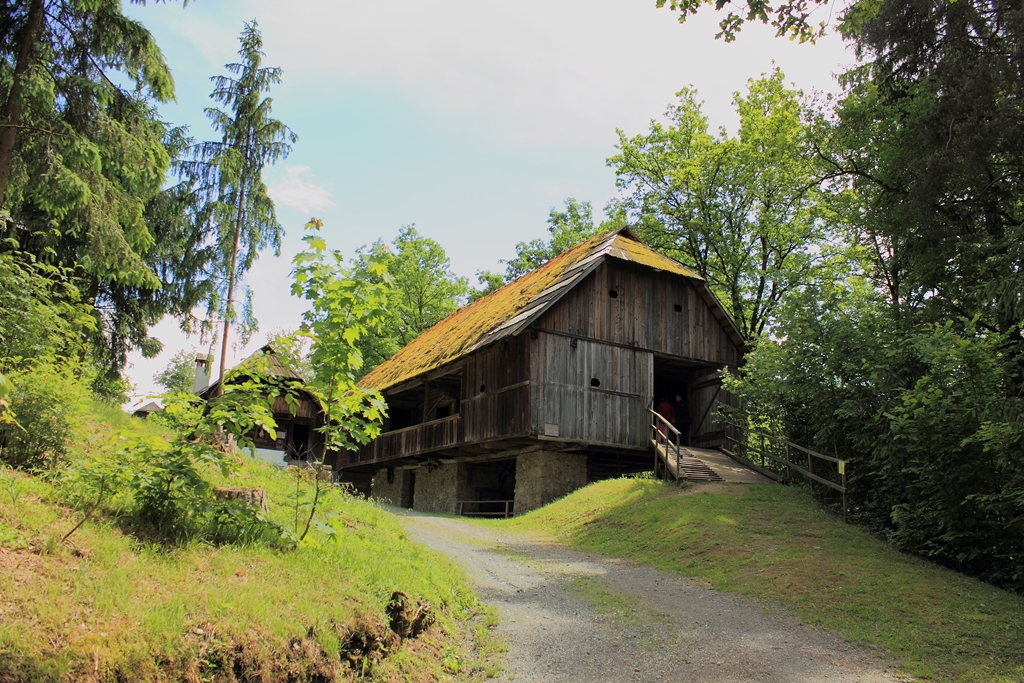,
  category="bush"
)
[65,374,303,544]
[0,364,89,469]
